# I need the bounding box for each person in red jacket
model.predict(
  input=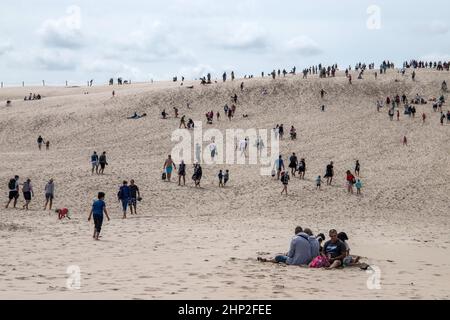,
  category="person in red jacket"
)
[346,170,356,194]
